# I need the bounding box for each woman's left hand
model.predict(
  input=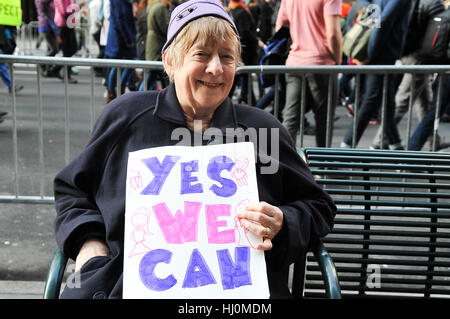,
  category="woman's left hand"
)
[236,201,283,251]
